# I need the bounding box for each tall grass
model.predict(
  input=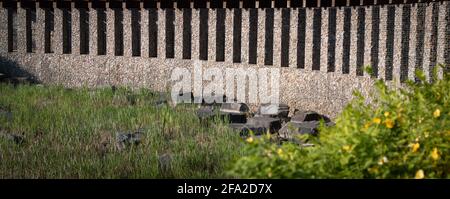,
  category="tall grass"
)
[0,84,242,178]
